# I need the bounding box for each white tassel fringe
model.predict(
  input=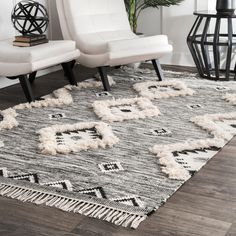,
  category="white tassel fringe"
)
[0,183,146,229]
